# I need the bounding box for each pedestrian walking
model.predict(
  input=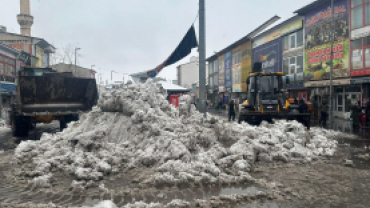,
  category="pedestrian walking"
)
[228,100,236,121]
[351,102,361,129]
[319,99,328,127]
[299,99,309,113]
[218,98,223,112]
[360,110,367,129]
